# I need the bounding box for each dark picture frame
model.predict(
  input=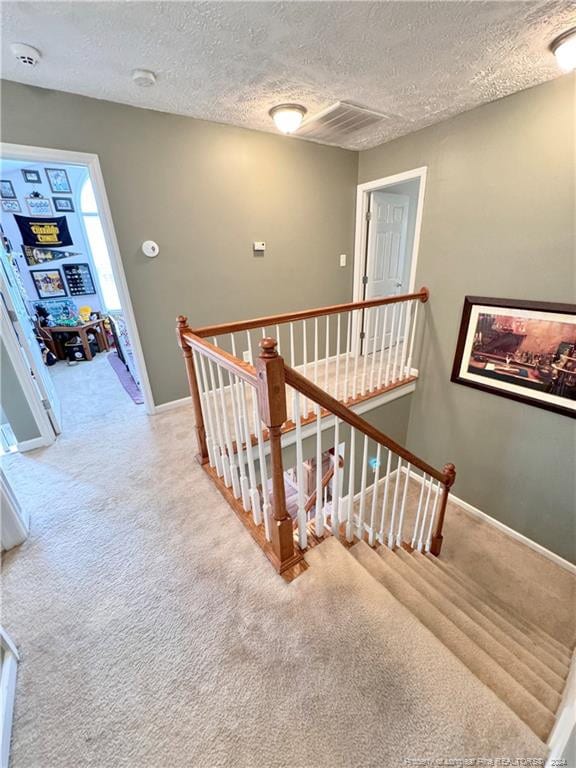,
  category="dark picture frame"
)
[31,268,68,299]
[0,180,16,199]
[63,262,96,295]
[451,296,576,419]
[53,197,75,212]
[45,168,72,194]
[22,169,42,184]
[1,199,21,213]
